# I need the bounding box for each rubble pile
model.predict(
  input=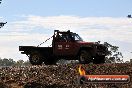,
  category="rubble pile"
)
[0,63,132,88]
